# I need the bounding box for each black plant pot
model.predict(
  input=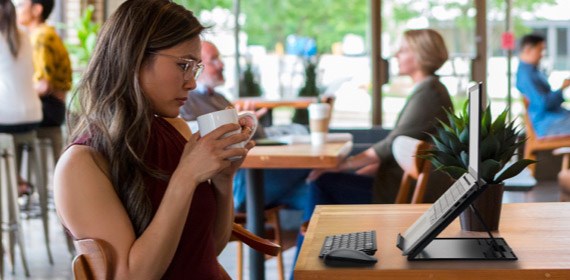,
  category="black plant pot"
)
[459,183,504,231]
